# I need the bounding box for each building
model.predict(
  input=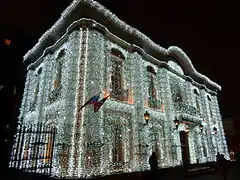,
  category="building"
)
[9,0,229,178]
